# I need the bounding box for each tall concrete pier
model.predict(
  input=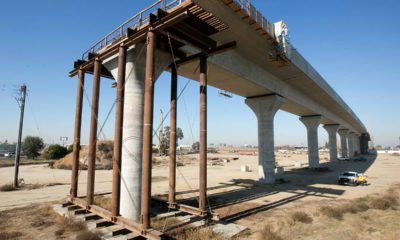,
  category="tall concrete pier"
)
[103,44,170,221]
[300,116,322,168]
[323,124,339,161]
[246,94,284,183]
[338,129,349,158]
